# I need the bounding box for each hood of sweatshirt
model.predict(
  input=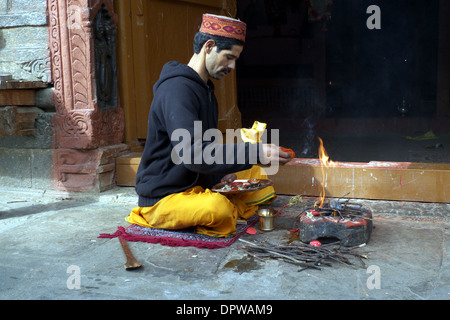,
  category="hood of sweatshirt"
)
[153,61,210,93]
